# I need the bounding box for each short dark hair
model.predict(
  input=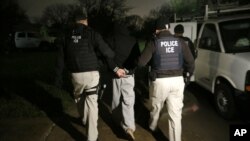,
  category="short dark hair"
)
[155,17,170,30]
[75,7,88,21]
[174,24,184,33]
